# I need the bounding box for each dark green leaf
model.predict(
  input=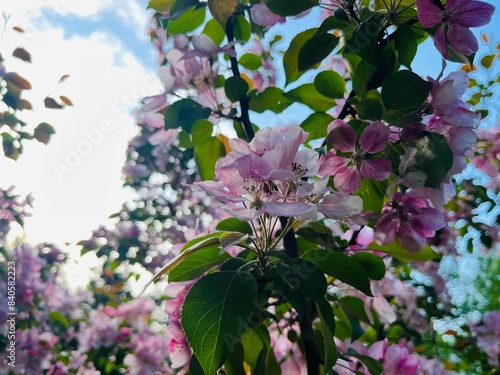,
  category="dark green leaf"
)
[232,15,251,42]
[316,299,338,369]
[393,25,417,68]
[302,250,373,296]
[314,70,345,99]
[345,16,382,66]
[164,99,212,132]
[275,259,327,303]
[284,28,318,85]
[298,33,339,72]
[352,253,386,280]
[285,83,337,112]
[147,0,176,12]
[216,218,253,235]
[194,136,226,180]
[181,271,258,375]
[381,70,432,111]
[407,132,453,188]
[355,98,383,120]
[264,0,318,17]
[300,112,333,142]
[352,60,377,99]
[249,87,292,113]
[169,245,231,282]
[225,76,249,102]
[317,13,350,33]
